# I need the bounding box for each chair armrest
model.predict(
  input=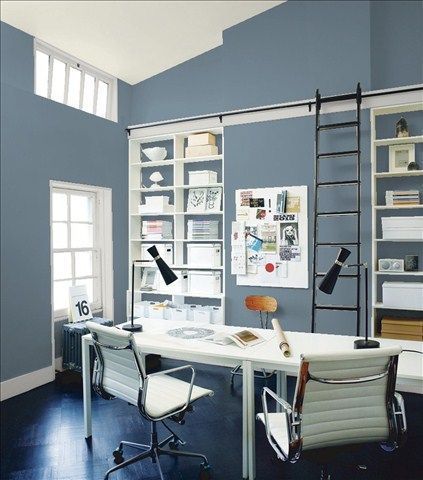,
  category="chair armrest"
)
[394,392,407,445]
[141,365,196,421]
[258,387,295,461]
